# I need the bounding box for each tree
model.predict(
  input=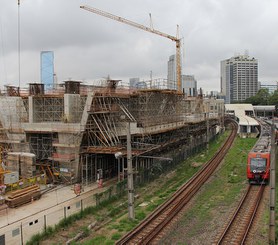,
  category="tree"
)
[244,88,270,105]
[268,90,278,108]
